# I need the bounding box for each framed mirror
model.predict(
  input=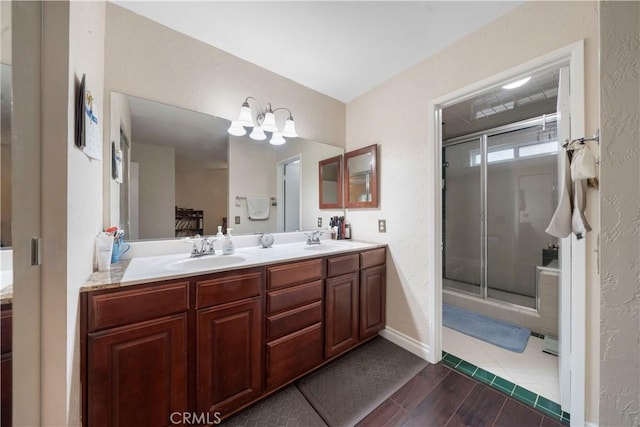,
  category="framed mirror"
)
[344,144,378,208]
[318,155,342,209]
